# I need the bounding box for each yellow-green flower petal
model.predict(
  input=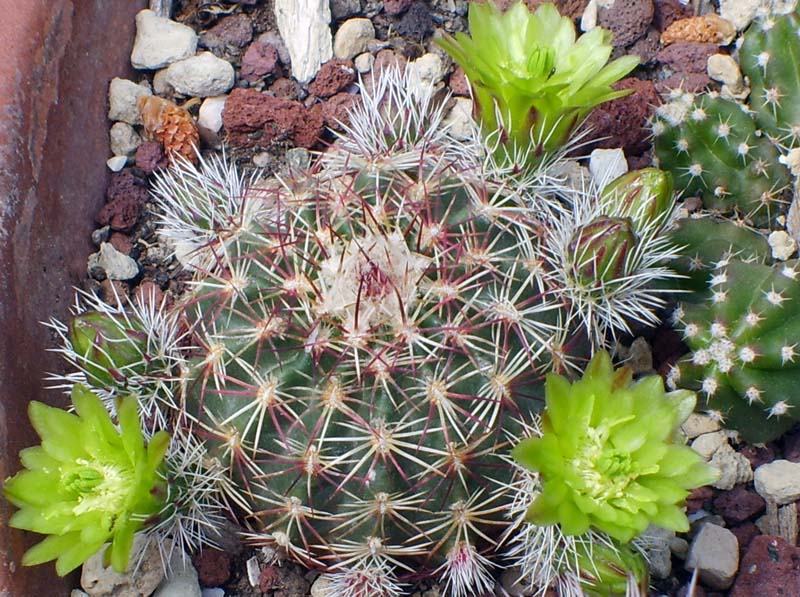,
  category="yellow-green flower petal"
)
[513,351,718,542]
